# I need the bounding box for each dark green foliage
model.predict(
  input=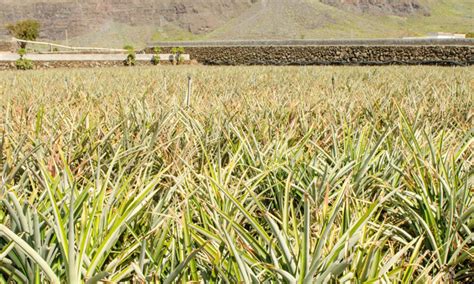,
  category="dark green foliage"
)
[151,56,160,65]
[6,20,41,48]
[15,58,34,70]
[151,47,161,65]
[123,45,136,66]
[124,53,136,66]
[171,47,185,65]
